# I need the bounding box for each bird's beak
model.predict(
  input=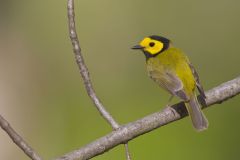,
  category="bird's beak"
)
[131,45,144,50]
